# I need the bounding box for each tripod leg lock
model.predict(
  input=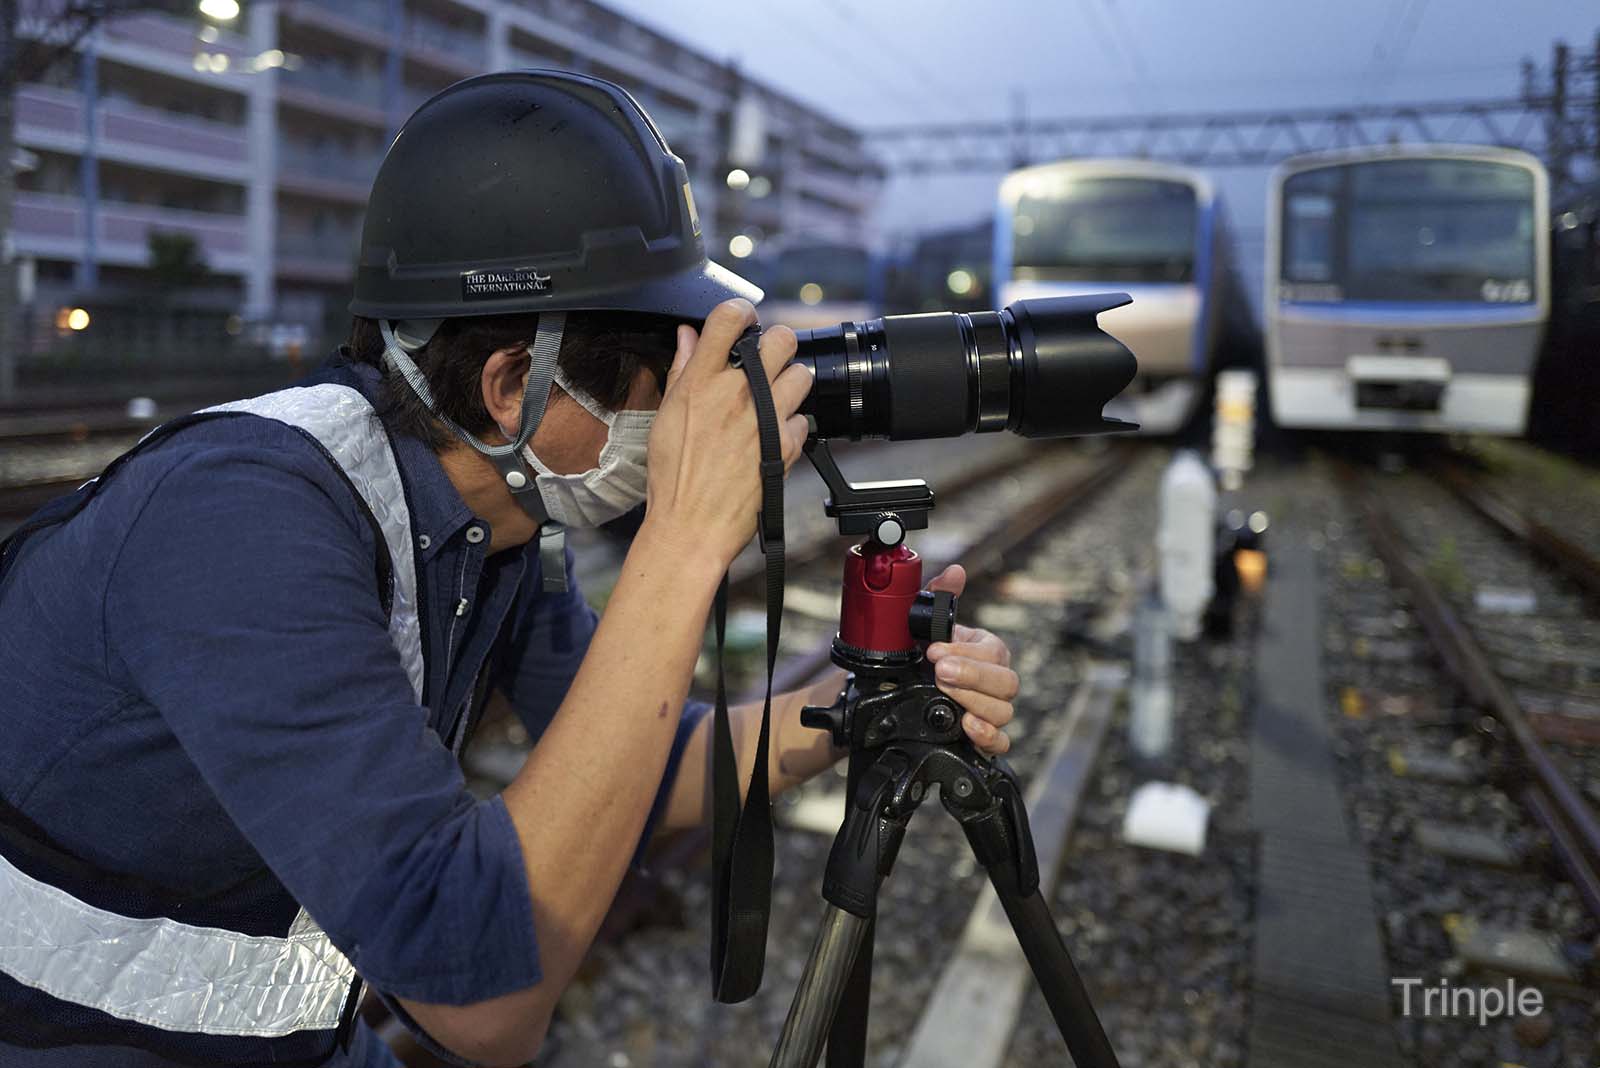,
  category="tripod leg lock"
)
[993,766,1041,897]
[822,755,911,918]
[943,759,1041,898]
